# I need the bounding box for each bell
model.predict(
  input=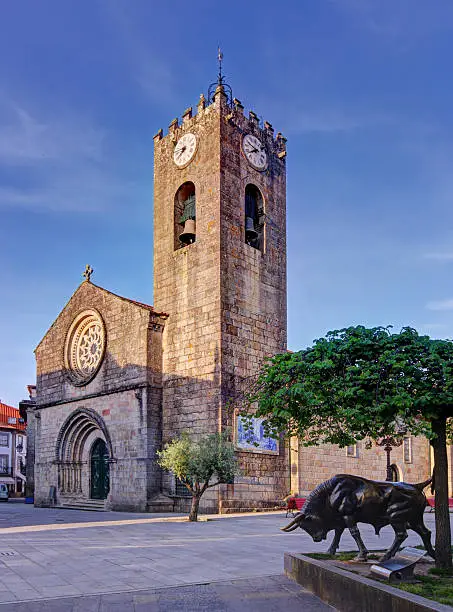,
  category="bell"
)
[179,219,196,245]
[245,216,258,242]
